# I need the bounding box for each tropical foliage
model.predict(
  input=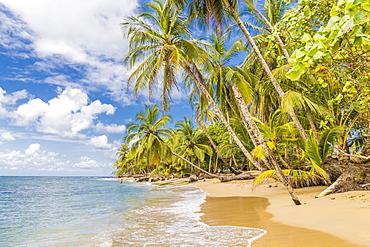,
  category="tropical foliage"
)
[114,0,370,204]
